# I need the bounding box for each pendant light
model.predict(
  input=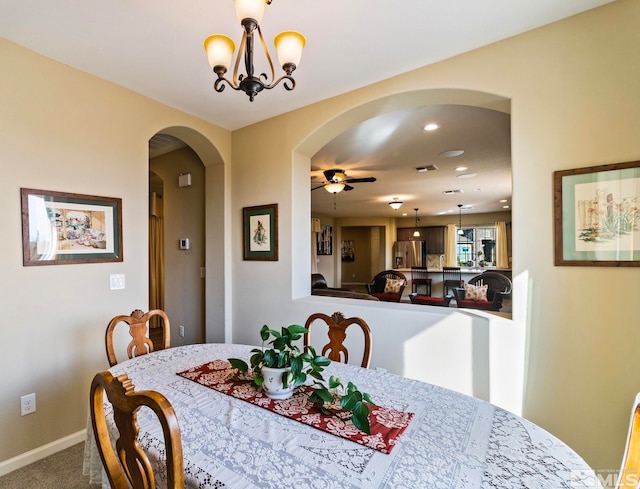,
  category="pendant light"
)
[389,197,403,210]
[457,204,464,235]
[413,208,420,237]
